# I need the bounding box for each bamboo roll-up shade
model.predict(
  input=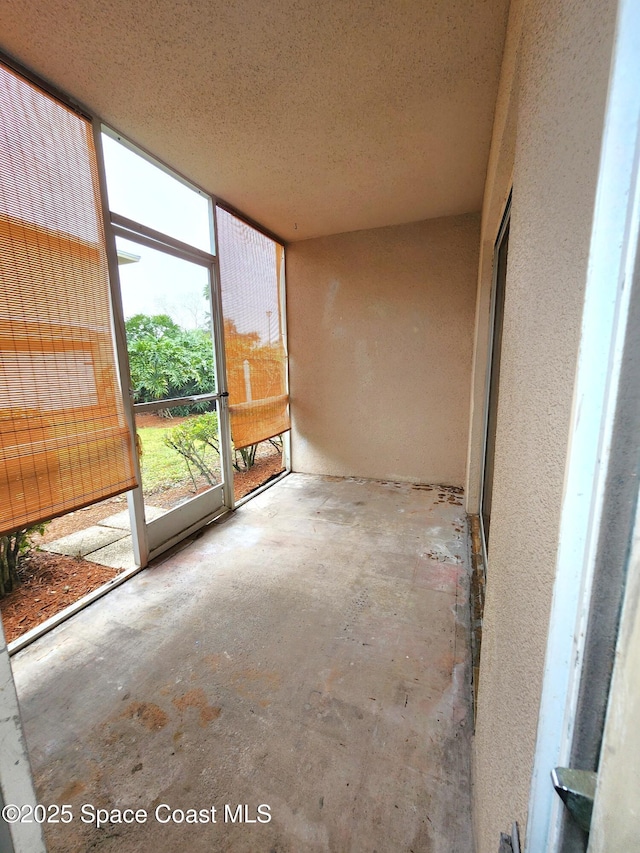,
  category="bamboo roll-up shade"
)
[0,63,137,536]
[217,208,289,450]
